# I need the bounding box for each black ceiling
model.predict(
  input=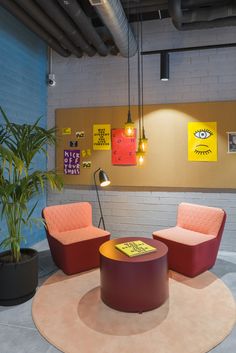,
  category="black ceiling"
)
[0,0,236,59]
